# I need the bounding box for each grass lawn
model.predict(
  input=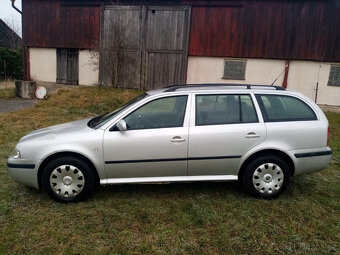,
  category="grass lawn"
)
[0,87,339,254]
[0,88,16,99]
